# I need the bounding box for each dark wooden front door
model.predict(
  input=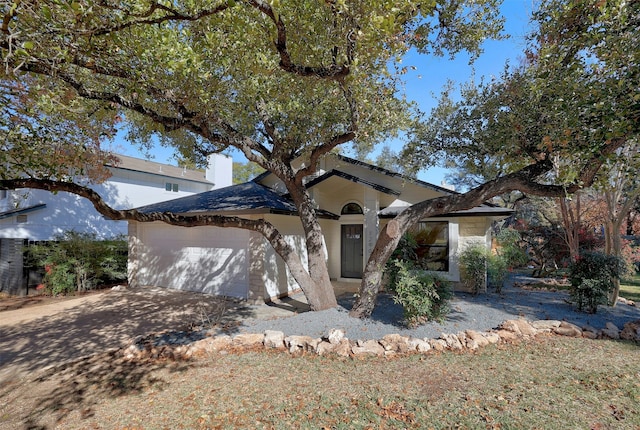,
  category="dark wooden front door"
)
[341,224,363,278]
